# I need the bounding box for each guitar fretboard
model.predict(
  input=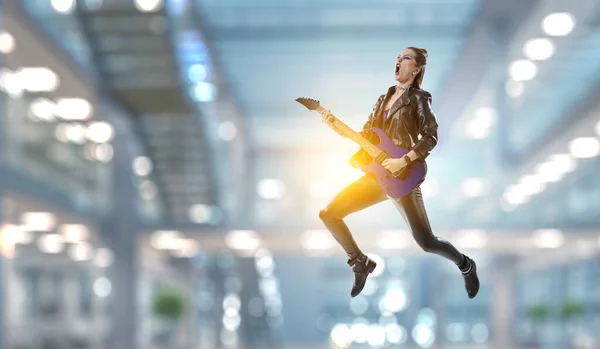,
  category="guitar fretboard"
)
[315,106,385,160]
